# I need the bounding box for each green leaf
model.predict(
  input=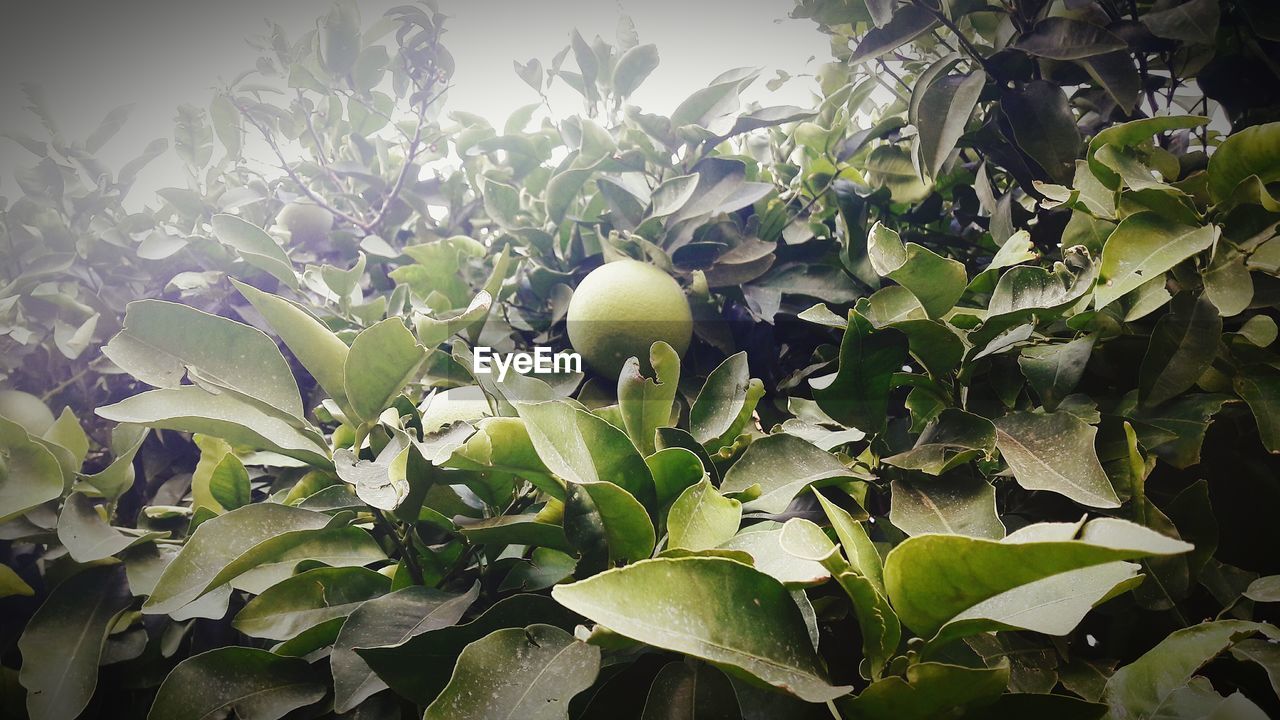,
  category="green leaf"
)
[848,5,937,64]
[232,567,390,640]
[482,177,521,229]
[867,223,967,319]
[719,524,830,586]
[334,431,412,511]
[812,313,909,434]
[883,409,996,476]
[865,145,933,204]
[618,341,680,456]
[814,491,883,590]
[208,453,251,510]
[1208,121,1280,204]
[641,661,740,720]
[1093,213,1215,309]
[1143,0,1220,44]
[331,584,478,712]
[424,624,601,720]
[1139,293,1222,407]
[356,594,581,705]
[552,557,851,702]
[833,662,1009,720]
[779,519,900,678]
[0,563,33,598]
[1014,18,1127,60]
[143,503,330,614]
[1087,116,1208,188]
[667,478,741,551]
[43,407,88,466]
[516,399,655,506]
[79,423,148,499]
[994,410,1121,508]
[646,447,706,509]
[890,473,1005,539]
[1127,393,1232,469]
[209,94,240,159]
[721,433,863,514]
[1019,335,1097,411]
[1078,51,1141,114]
[344,318,427,423]
[148,647,325,720]
[1102,620,1278,720]
[0,418,64,522]
[1234,368,1280,453]
[1232,639,1280,702]
[1001,81,1081,185]
[57,492,166,562]
[564,480,656,565]
[689,352,764,451]
[612,43,660,97]
[225,526,386,595]
[649,173,700,218]
[459,515,574,554]
[933,561,1142,650]
[910,58,985,180]
[85,103,133,153]
[96,387,329,466]
[883,517,1192,641]
[210,213,297,288]
[103,299,303,419]
[319,0,360,75]
[232,279,350,410]
[18,566,131,720]
[1244,575,1280,602]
